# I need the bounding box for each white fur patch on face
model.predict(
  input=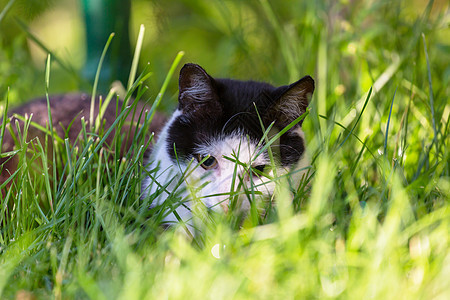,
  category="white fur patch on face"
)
[188,132,273,211]
[142,113,309,233]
